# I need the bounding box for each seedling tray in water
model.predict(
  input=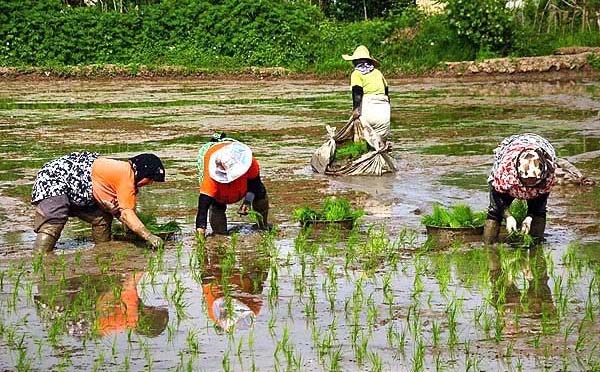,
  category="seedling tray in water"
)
[425,225,484,246]
[302,218,355,230]
[113,230,179,242]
